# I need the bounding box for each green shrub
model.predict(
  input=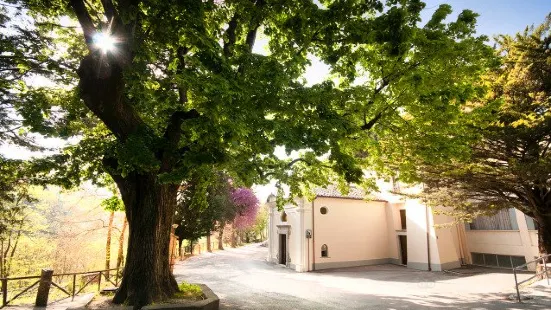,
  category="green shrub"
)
[173,282,203,300]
